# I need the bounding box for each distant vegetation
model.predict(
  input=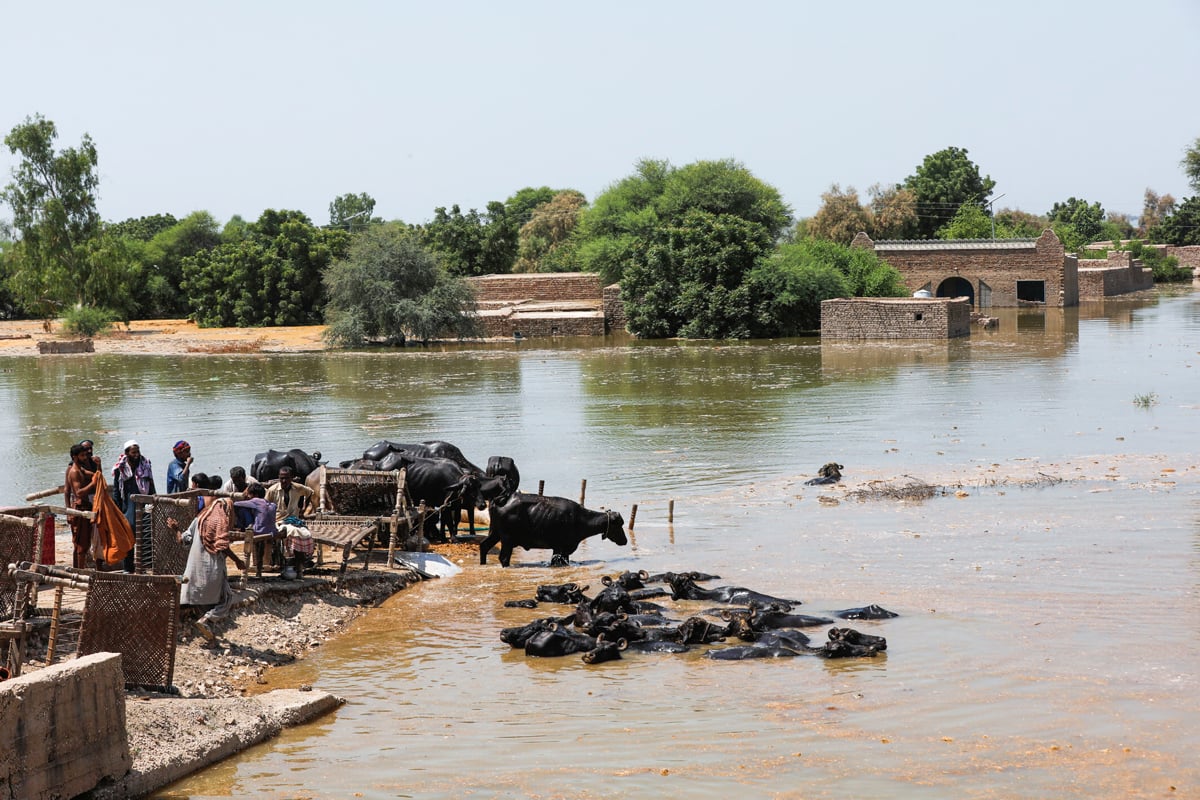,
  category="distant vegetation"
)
[2,114,1197,340]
